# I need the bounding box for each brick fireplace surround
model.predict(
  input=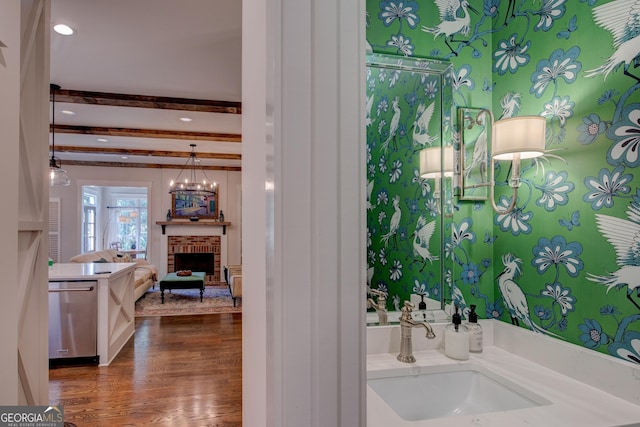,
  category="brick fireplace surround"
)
[167,235,221,285]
